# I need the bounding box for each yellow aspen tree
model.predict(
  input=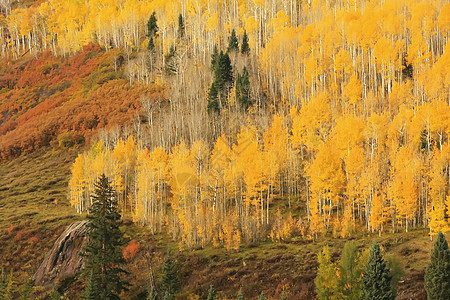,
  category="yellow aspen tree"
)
[428,145,450,236]
[264,114,289,224]
[69,154,86,213]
